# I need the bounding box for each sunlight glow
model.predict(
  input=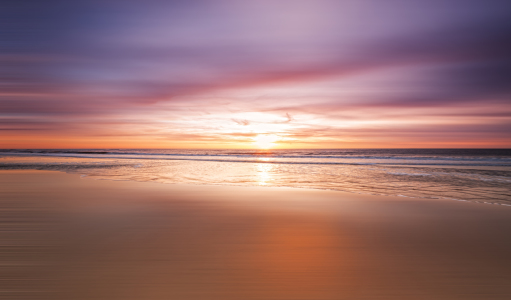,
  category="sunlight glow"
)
[254,134,280,149]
